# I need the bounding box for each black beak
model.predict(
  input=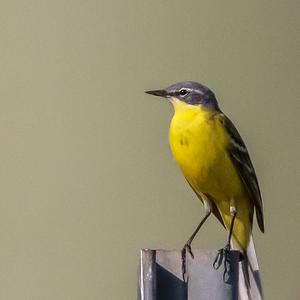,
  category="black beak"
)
[145,89,168,98]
